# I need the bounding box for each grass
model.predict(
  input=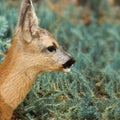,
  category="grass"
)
[0,0,120,120]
